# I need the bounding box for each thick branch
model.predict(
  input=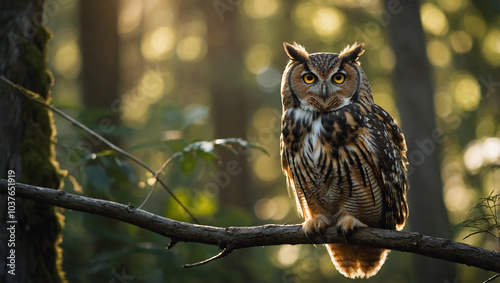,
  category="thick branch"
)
[1,179,499,272]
